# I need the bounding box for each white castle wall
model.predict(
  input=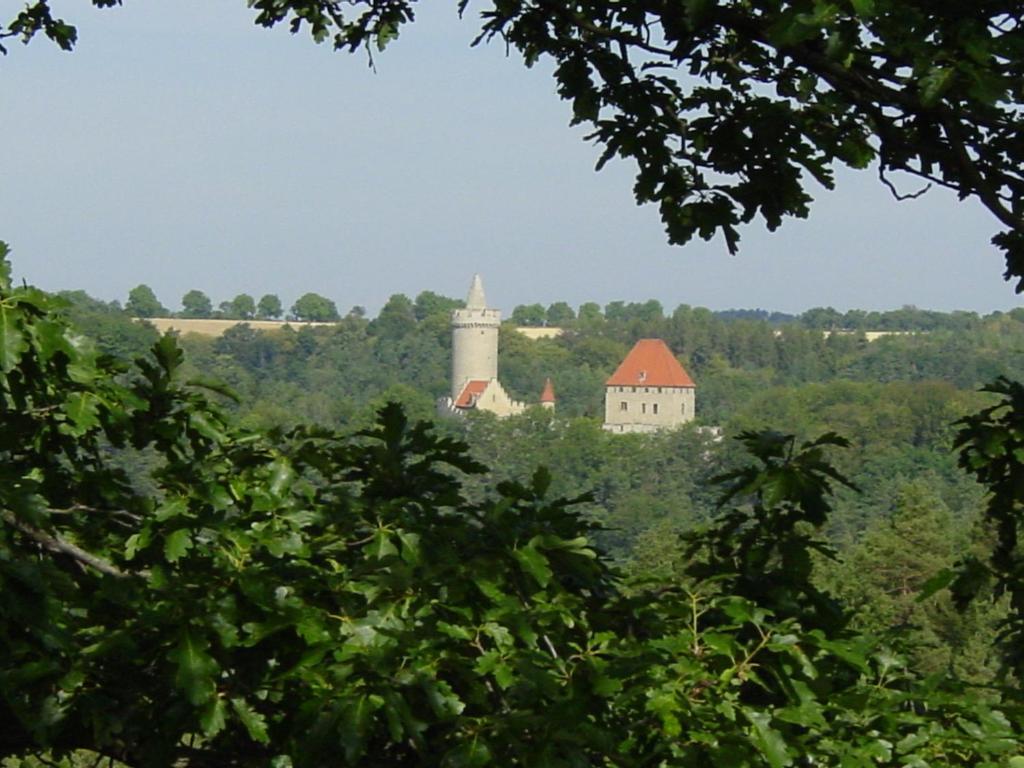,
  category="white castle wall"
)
[603,385,696,433]
[437,379,527,419]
